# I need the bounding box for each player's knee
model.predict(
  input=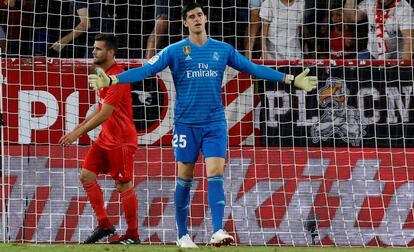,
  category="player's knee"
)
[205,158,225,177]
[177,162,195,179]
[79,169,96,183]
[79,174,90,184]
[206,167,224,177]
[115,181,132,193]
